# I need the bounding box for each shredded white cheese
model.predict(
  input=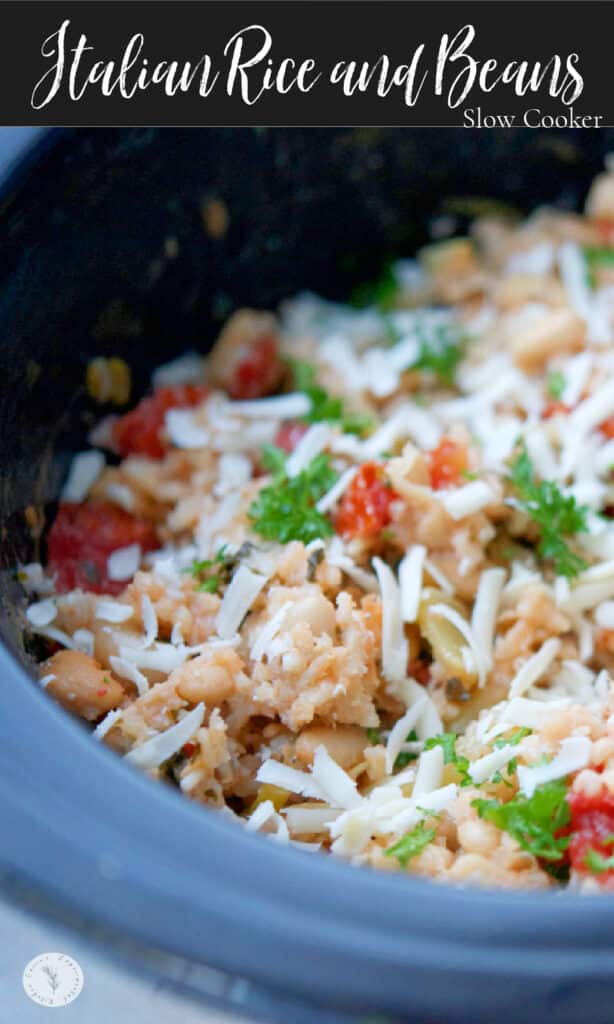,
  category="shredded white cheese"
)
[61,450,105,502]
[372,557,407,684]
[107,544,141,582]
[508,637,561,698]
[124,703,205,770]
[439,480,495,521]
[216,566,268,640]
[95,600,133,623]
[399,545,426,623]
[517,736,592,798]
[286,423,331,478]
